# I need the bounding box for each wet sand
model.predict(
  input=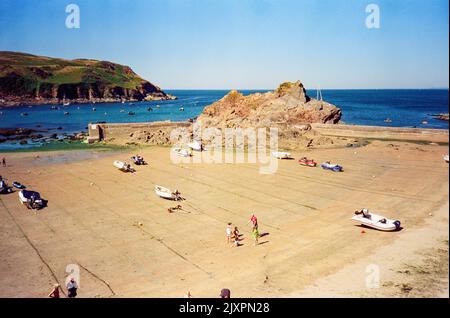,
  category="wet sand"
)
[0,140,448,297]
